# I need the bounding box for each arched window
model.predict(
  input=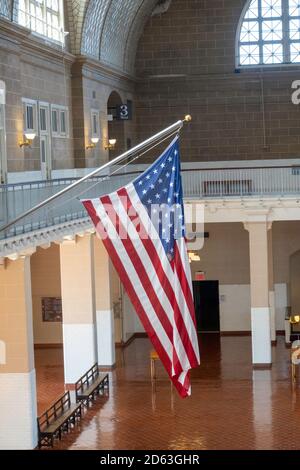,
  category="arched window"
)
[18,0,64,43]
[237,0,300,67]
